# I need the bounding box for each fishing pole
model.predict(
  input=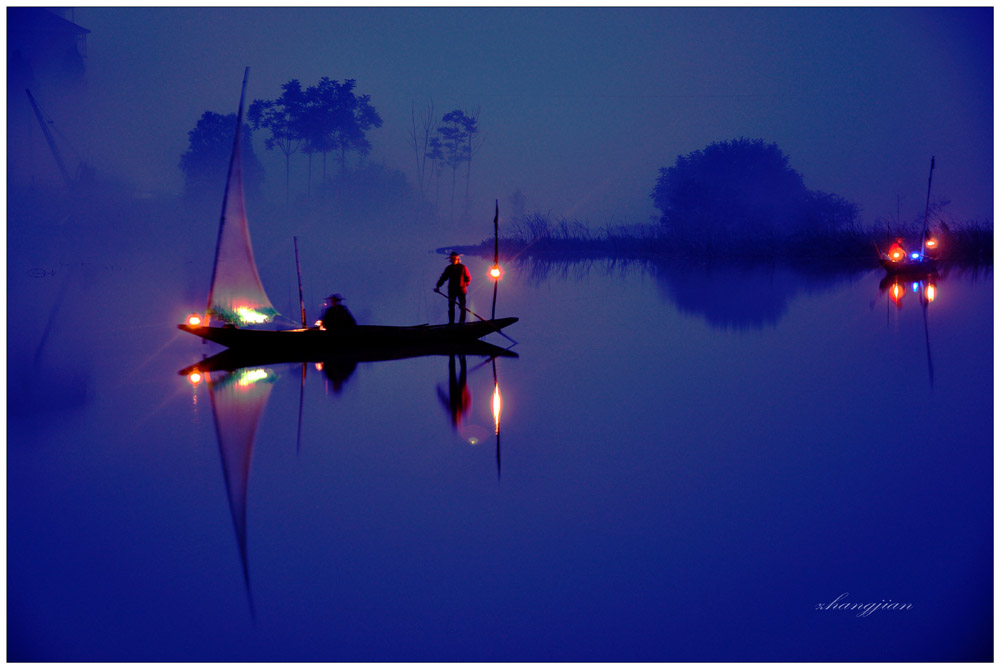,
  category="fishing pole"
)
[921,157,935,256]
[433,288,518,345]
